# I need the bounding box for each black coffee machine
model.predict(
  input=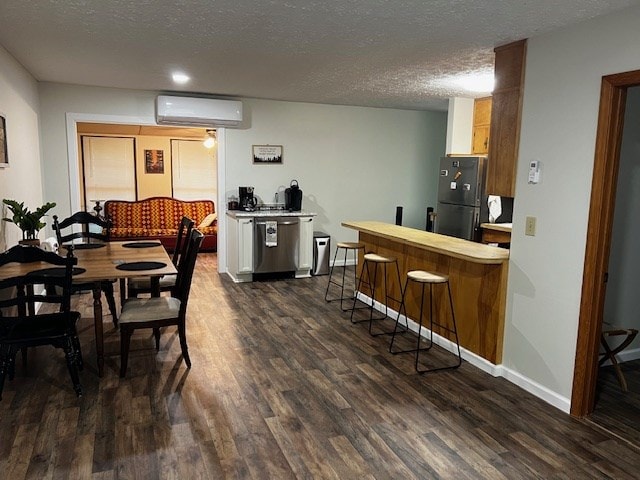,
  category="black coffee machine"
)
[239,186,257,211]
